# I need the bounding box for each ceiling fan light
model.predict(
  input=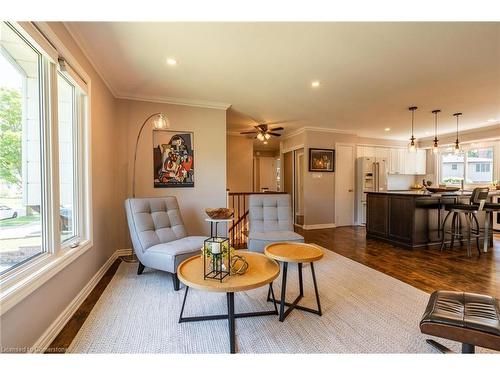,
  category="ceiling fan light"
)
[257,133,264,141]
[264,133,271,140]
